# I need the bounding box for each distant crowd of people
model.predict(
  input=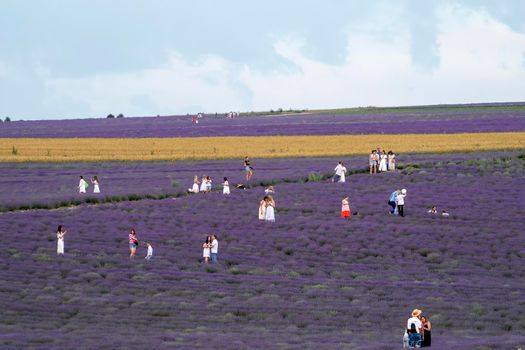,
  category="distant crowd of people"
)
[370,147,396,174]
